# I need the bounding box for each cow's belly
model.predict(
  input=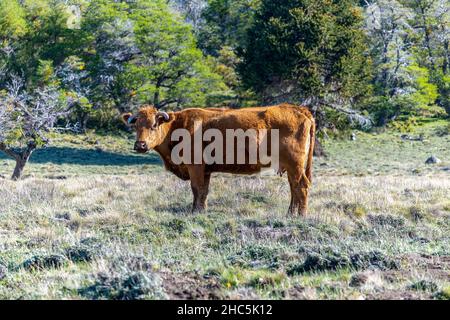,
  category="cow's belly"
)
[165,162,190,180]
[205,163,270,175]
